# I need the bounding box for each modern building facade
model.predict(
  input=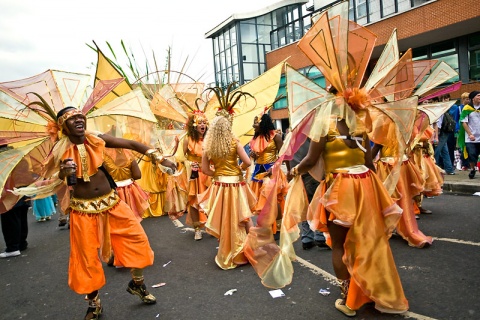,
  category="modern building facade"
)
[207,0,480,129]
